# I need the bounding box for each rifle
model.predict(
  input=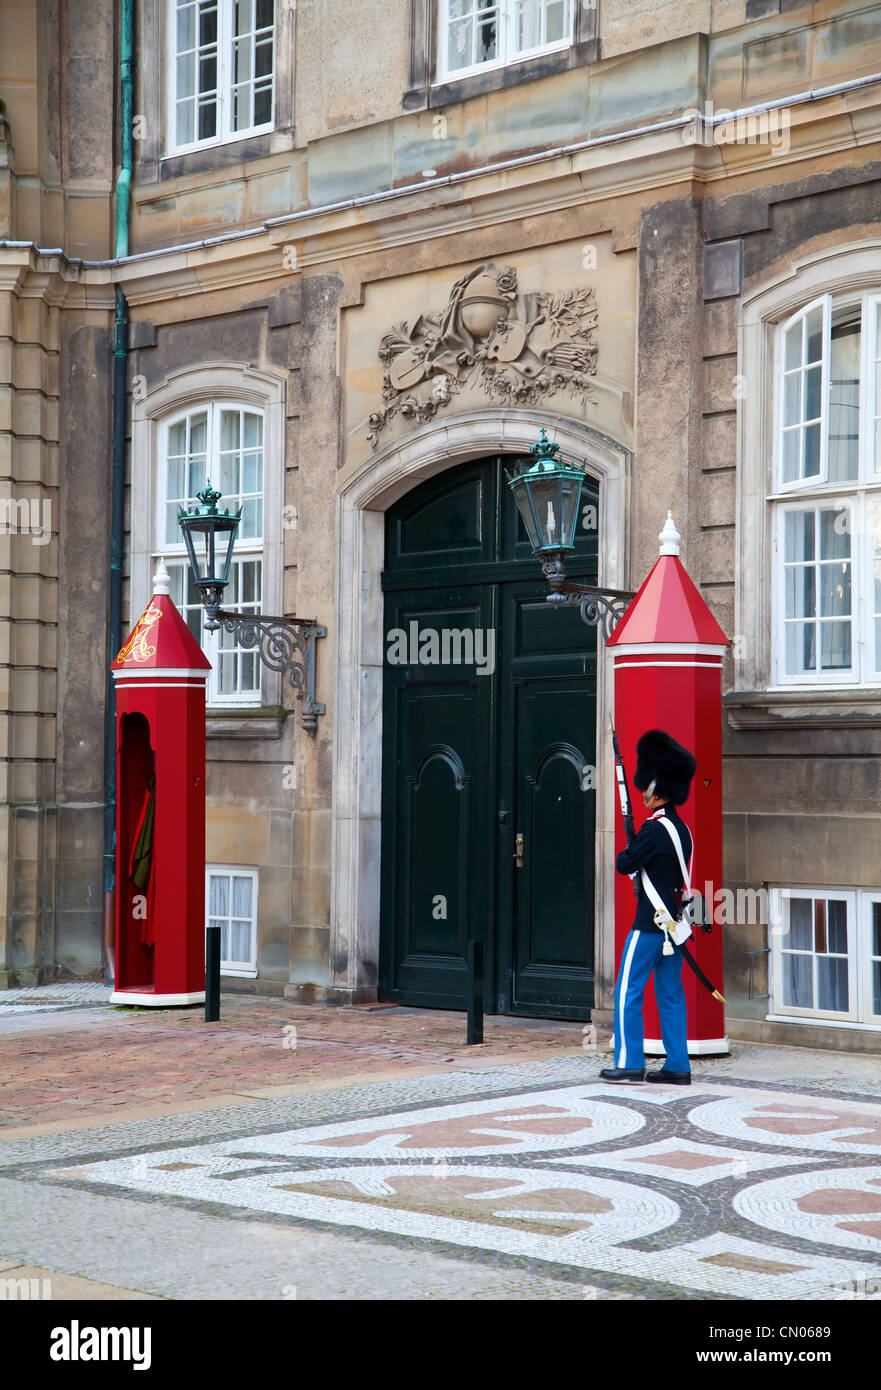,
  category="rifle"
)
[610,716,641,898]
[609,717,726,1004]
